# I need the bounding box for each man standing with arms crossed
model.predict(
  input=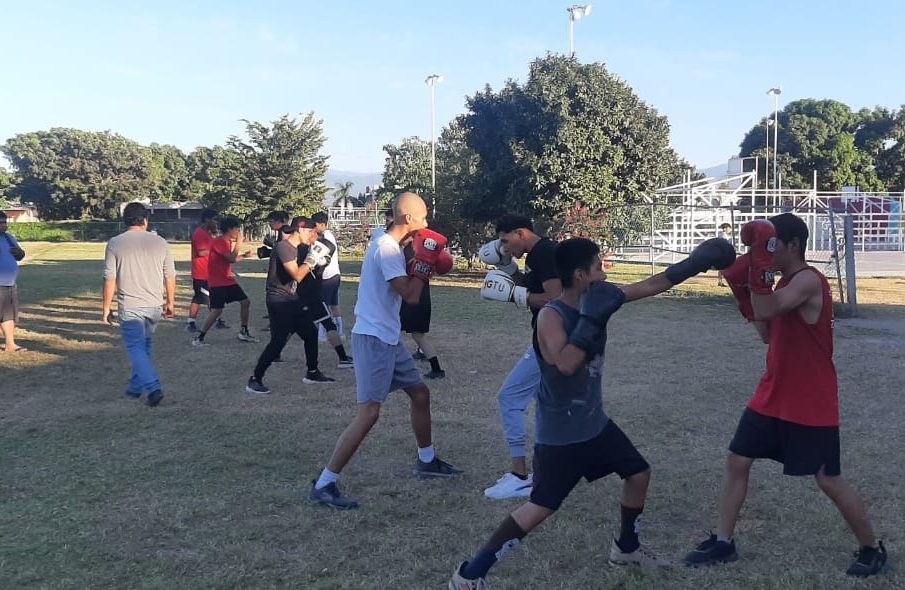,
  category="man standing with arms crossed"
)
[684,213,887,577]
[479,214,561,500]
[102,203,175,407]
[308,192,459,509]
